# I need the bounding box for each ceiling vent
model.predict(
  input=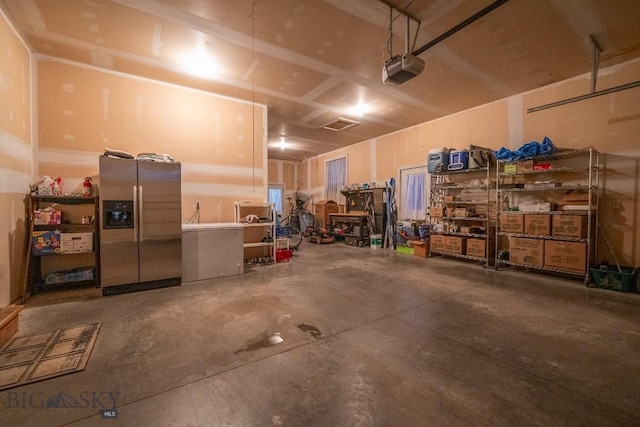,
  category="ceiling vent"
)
[320,117,360,132]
